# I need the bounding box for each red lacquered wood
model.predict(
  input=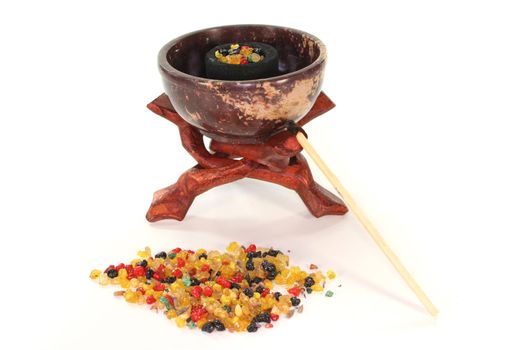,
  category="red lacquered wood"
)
[248,154,347,218]
[146,92,347,221]
[209,131,302,172]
